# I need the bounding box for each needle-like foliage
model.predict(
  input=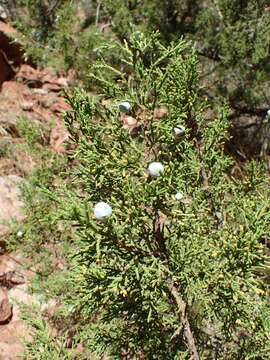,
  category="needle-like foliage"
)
[61,33,270,359]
